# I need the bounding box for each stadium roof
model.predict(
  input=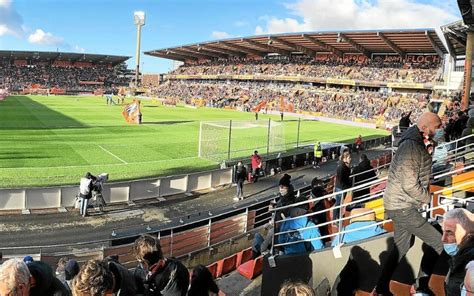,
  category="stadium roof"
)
[0,50,130,65]
[441,20,469,57]
[145,29,447,62]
